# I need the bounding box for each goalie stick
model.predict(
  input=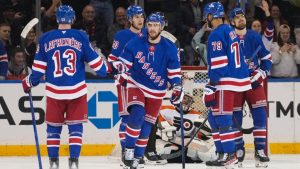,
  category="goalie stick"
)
[161,114,209,160]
